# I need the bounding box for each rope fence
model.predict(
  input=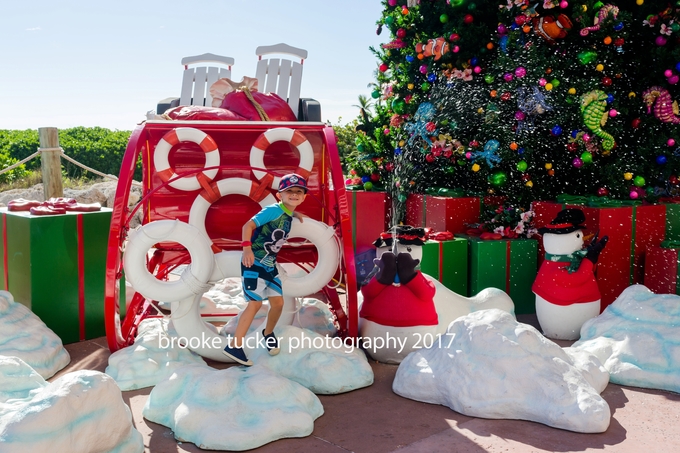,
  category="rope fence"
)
[0,146,142,187]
